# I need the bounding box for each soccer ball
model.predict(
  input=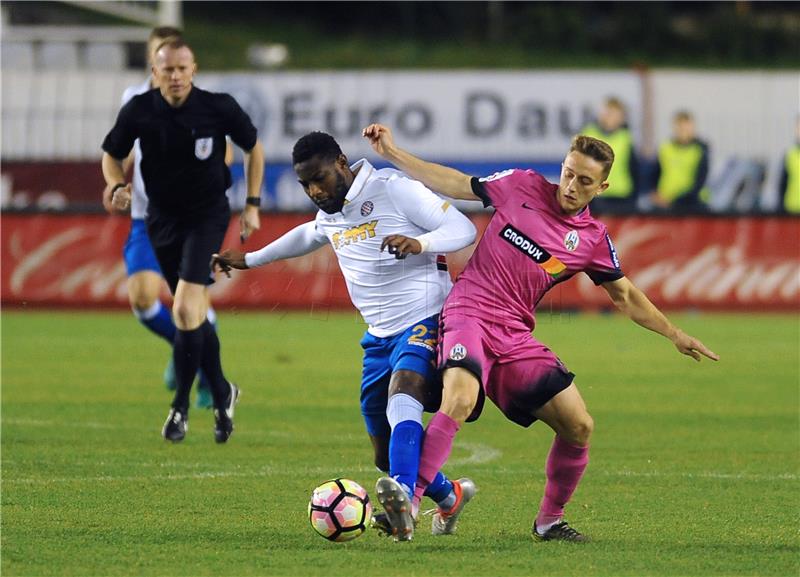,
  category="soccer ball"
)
[308,478,372,542]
